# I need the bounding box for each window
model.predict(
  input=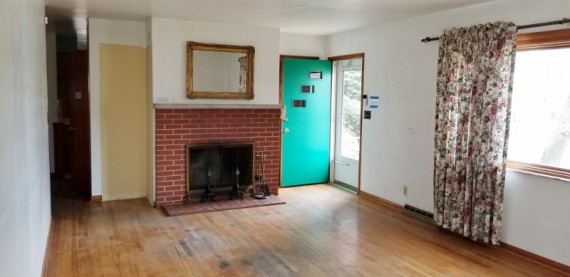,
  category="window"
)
[507,29,570,180]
